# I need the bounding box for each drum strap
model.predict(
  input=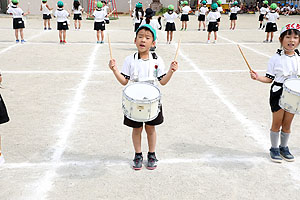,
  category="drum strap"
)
[132,52,158,82]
